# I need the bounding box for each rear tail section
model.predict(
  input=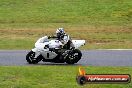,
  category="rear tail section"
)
[72,40,85,49]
